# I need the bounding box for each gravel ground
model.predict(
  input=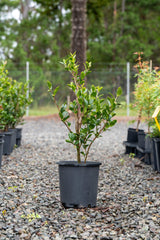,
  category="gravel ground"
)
[0,118,160,240]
